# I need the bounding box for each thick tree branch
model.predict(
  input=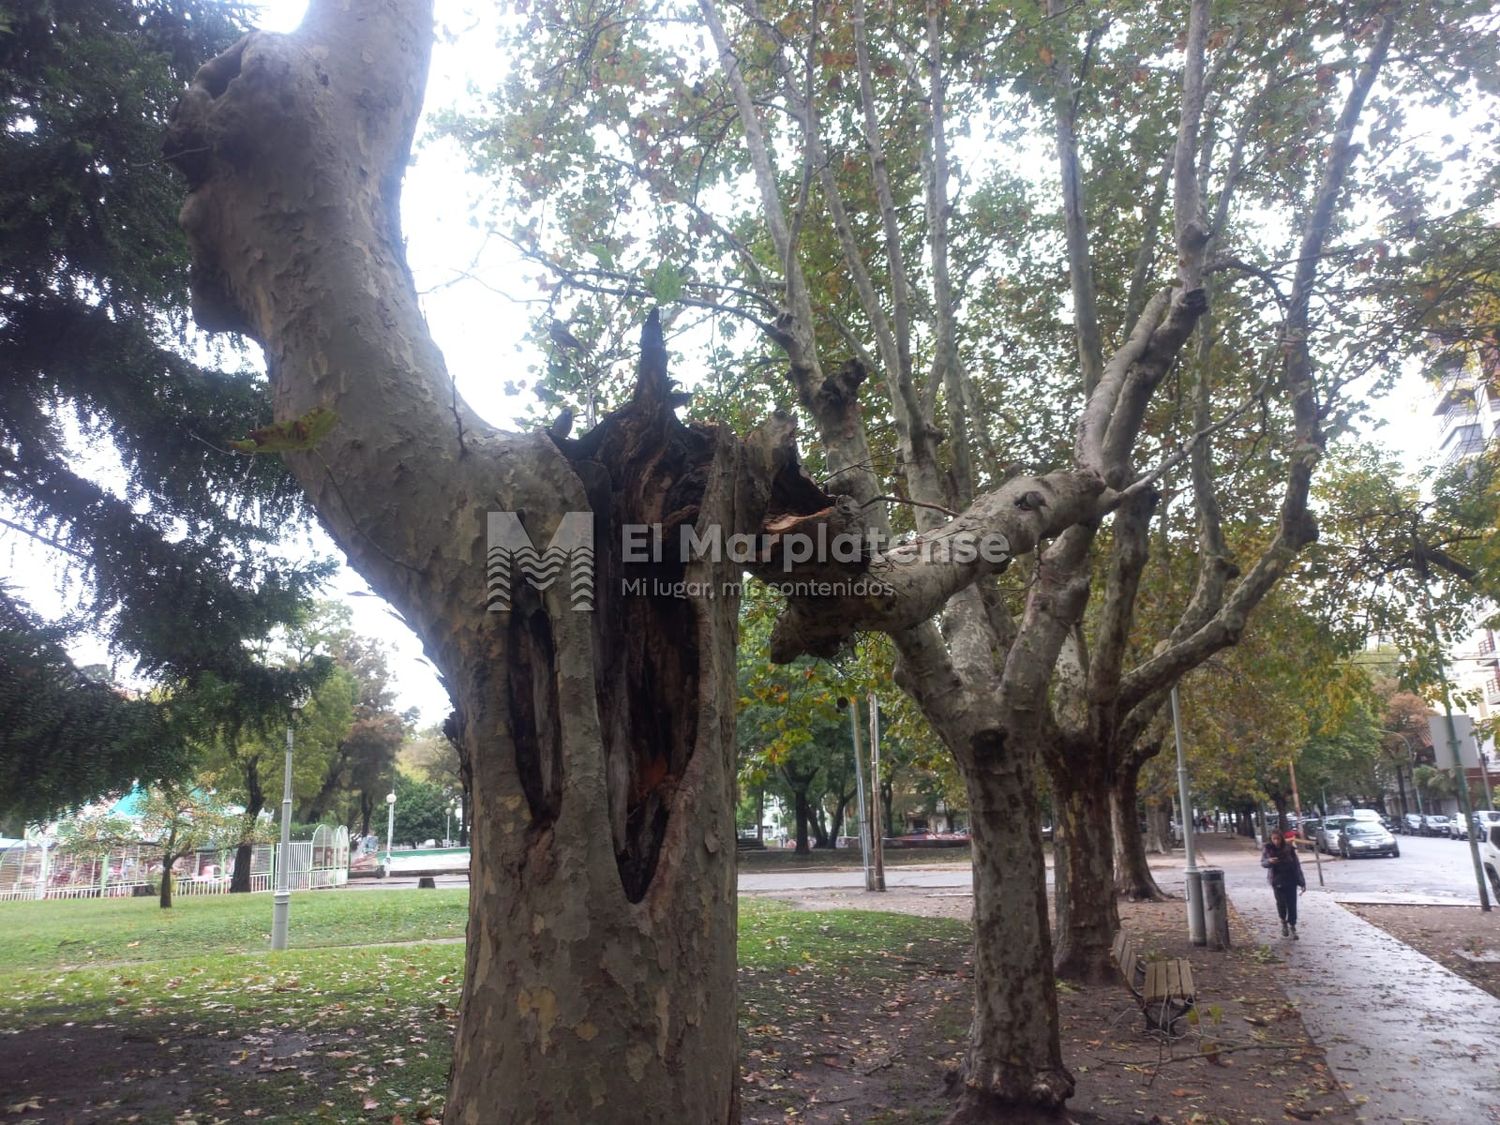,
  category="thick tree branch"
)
[1046,0,1105,396]
[766,468,1106,663]
[849,0,938,508]
[163,1,472,625]
[1117,13,1399,712]
[698,0,887,518]
[924,0,973,511]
